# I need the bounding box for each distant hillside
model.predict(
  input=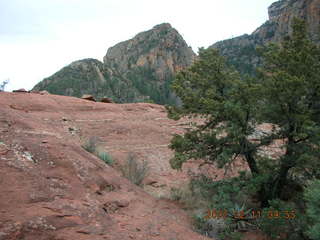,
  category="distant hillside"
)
[33,0,320,103]
[33,23,196,105]
[33,59,109,97]
[211,0,320,75]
